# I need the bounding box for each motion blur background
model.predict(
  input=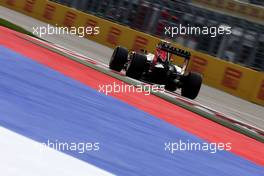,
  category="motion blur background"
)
[1,0,263,121]
[51,0,264,71]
